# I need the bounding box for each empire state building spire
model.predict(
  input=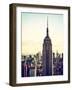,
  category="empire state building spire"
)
[42,17,52,76]
[47,17,49,37]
